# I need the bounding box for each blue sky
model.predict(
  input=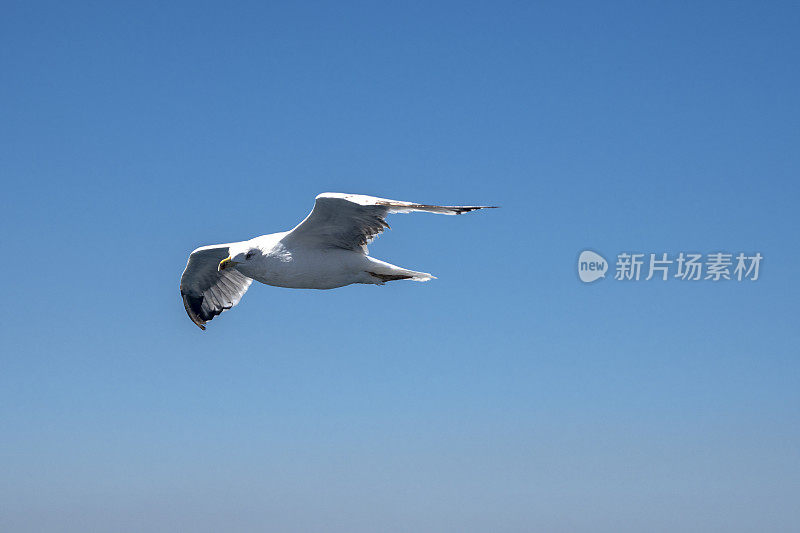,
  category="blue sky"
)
[1,1,798,531]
